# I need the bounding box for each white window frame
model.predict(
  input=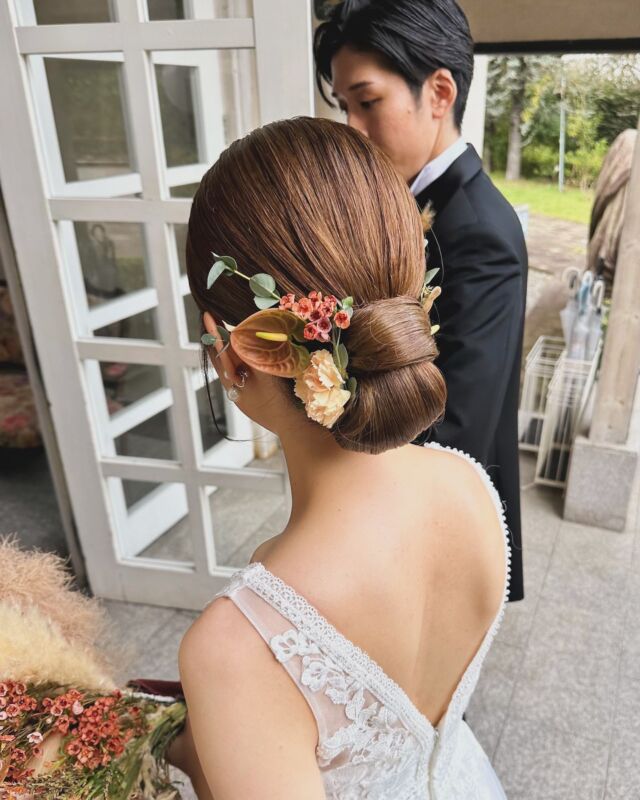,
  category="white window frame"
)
[0,0,314,608]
